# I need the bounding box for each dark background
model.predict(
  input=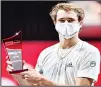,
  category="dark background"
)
[1,1,101,41]
[1,1,67,41]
